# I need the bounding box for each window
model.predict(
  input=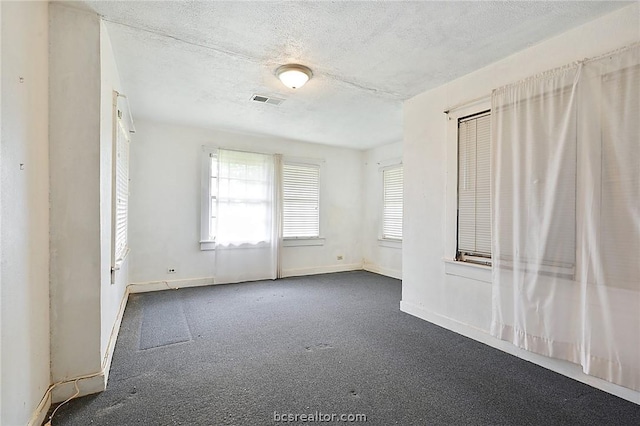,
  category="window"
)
[457,111,491,264]
[216,149,274,245]
[200,148,218,249]
[282,163,320,238]
[382,165,403,240]
[112,115,130,269]
[207,152,218,241]
[201,148,276,249]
